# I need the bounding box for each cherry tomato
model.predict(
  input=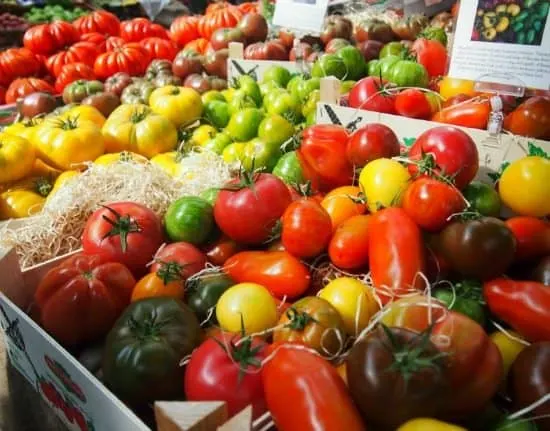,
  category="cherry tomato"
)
[328,215,371,270]
[395,89,433,119]
[321,186,366,230]
[150,242,207,279]
[438,77,476,100]
[131,270,183,302]
[346,123,400,167]
[505,216,550,261]
[504,96,550,140]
